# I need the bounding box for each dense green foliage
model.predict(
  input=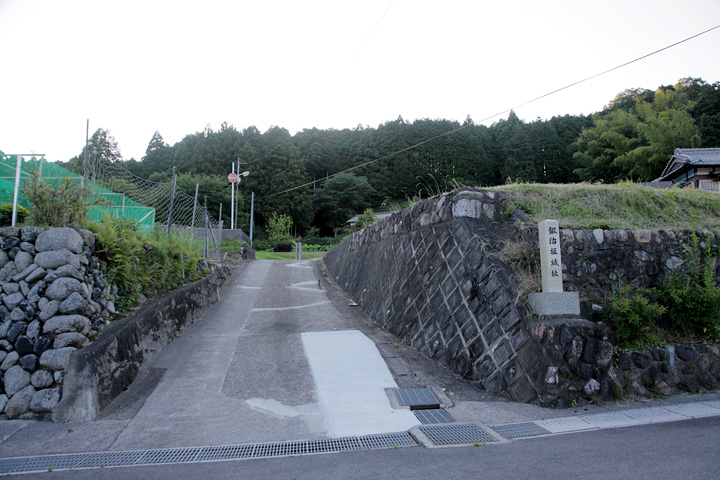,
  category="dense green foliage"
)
[90,217,204,311]
[55,77,718,236]
[574,78,720,182]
